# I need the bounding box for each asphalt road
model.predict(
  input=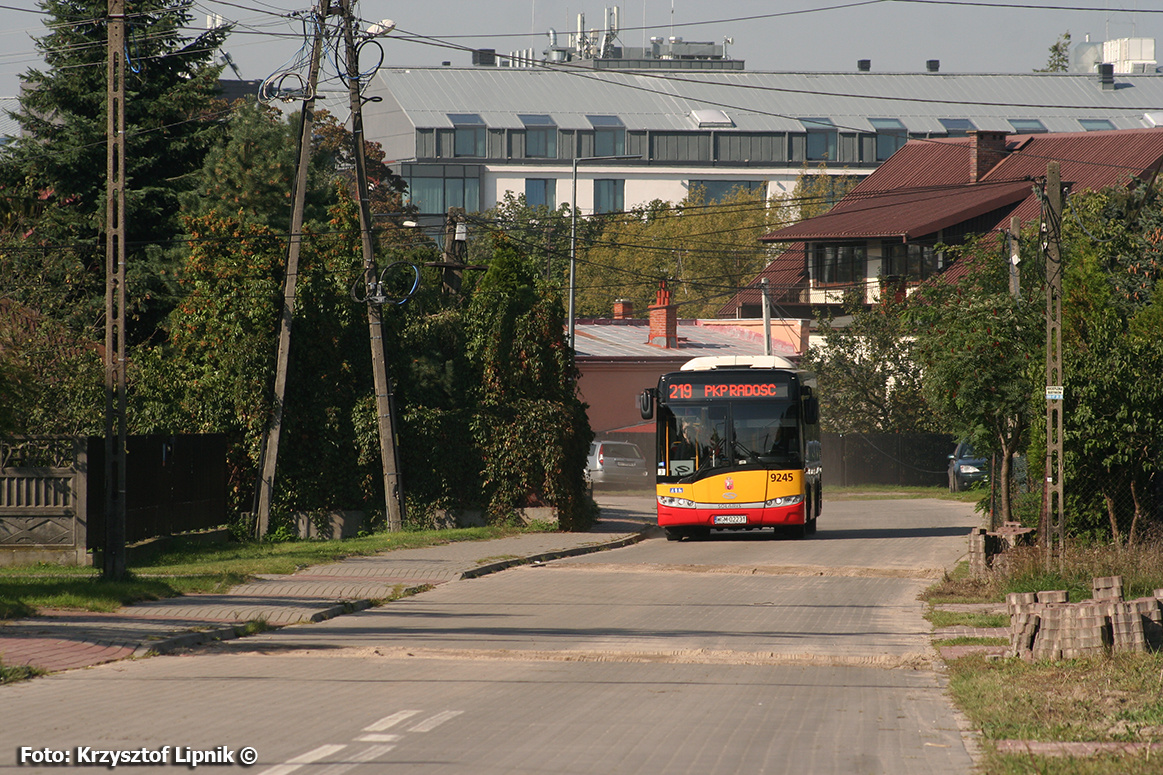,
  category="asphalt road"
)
[0,494,982,775]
